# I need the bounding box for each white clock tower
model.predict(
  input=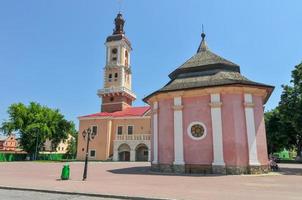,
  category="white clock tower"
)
[97,13,136,113]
